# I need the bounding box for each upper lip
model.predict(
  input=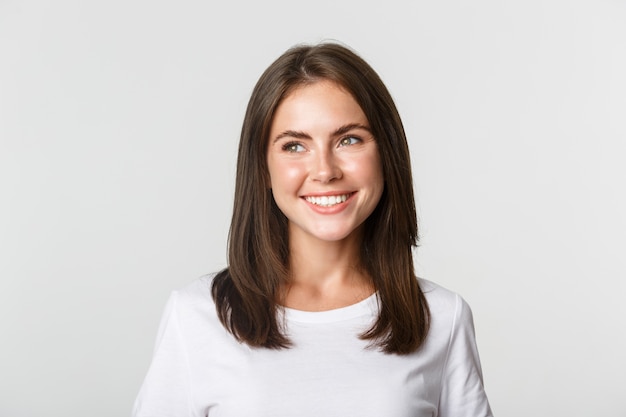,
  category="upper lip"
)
[300,191,355,197]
